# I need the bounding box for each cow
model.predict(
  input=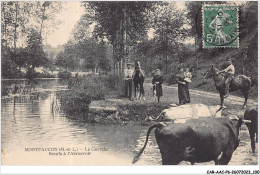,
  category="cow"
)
[244,106,258,153]
[151,104,225,122]
[133,117,243,165]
